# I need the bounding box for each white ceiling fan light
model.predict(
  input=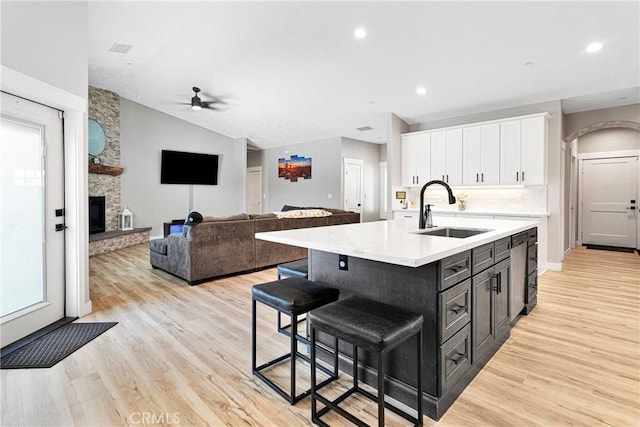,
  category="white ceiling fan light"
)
[585,42,603,53]
[354,27,367,39]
